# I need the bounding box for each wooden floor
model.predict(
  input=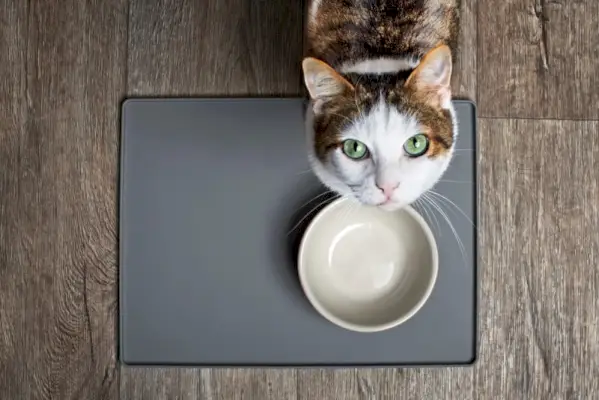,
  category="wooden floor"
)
[1,0,598,399]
